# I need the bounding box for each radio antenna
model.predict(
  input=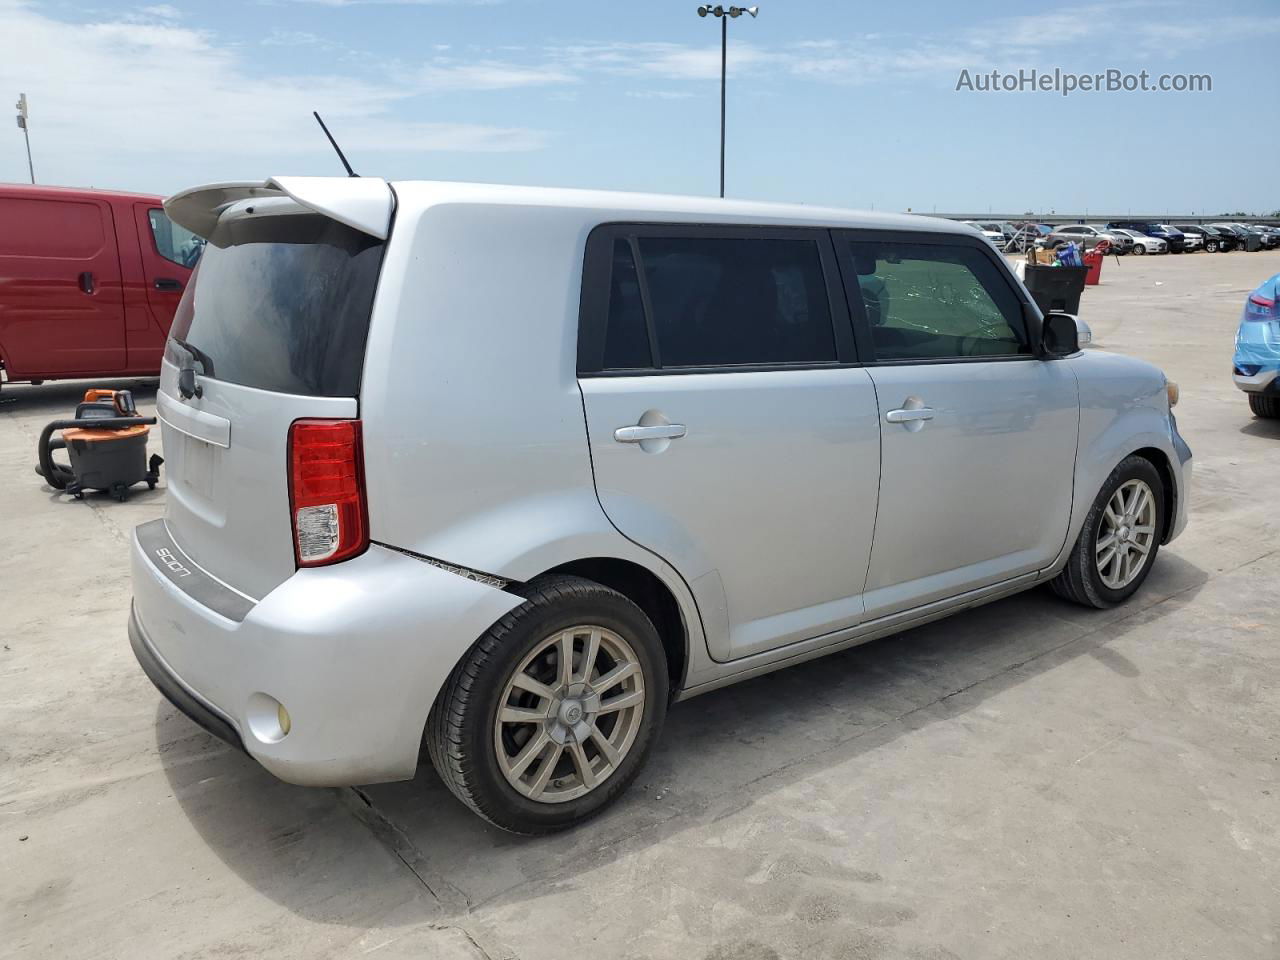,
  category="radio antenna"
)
[313,111,358,177]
